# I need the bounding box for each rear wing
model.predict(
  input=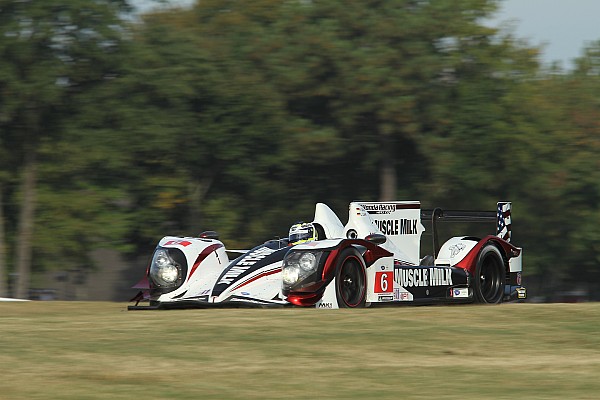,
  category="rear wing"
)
[421,201,512,257]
